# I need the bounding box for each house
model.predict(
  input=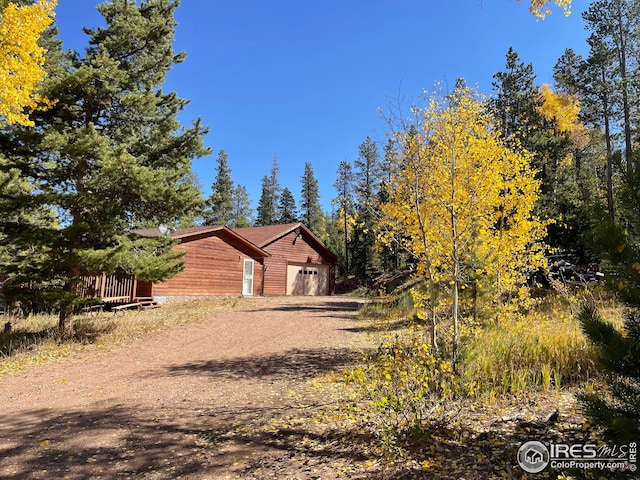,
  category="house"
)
[80,222,337,303]
[234,223,337,296]
[133,225,270,300]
